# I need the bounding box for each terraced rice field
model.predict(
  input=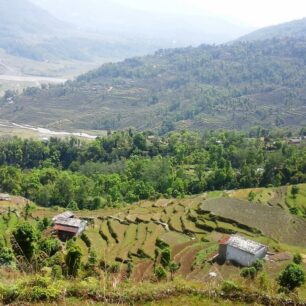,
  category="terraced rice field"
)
[4,185,305,280]
[62,190,305,279]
